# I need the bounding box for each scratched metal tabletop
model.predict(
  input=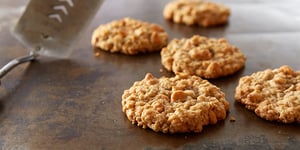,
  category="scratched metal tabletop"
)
[0,0,299,149]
